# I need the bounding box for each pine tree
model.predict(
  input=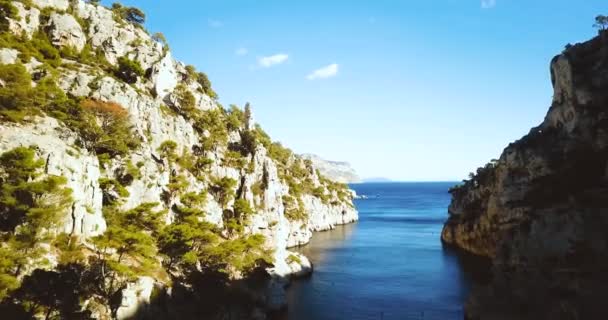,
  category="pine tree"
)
[0,147,73,299]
